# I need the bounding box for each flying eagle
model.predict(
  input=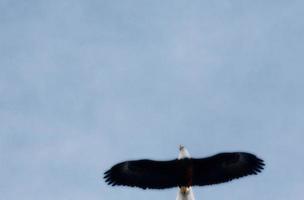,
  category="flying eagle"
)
[104,146,265,200]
